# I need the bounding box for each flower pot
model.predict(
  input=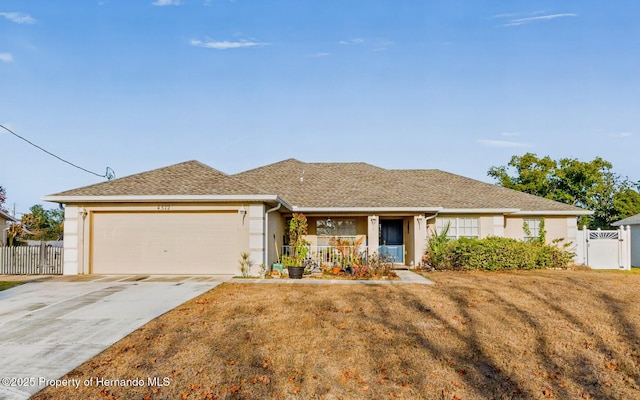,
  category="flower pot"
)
[287,266,304,279]
[332,267,341,275]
